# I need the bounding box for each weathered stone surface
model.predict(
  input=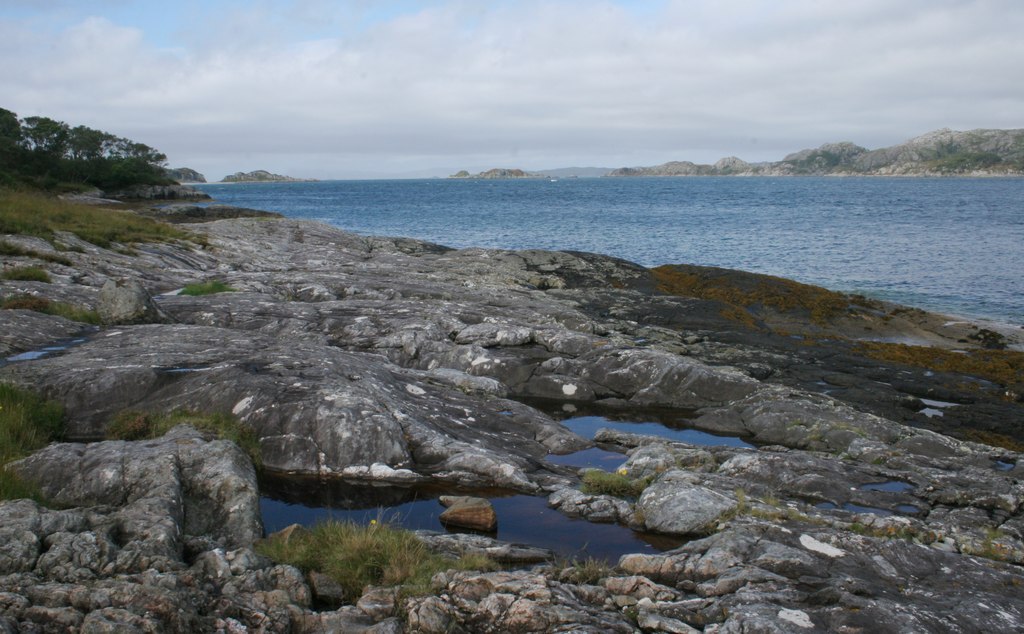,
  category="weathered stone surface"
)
[97,278,164,324]
[637,470,737,535]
